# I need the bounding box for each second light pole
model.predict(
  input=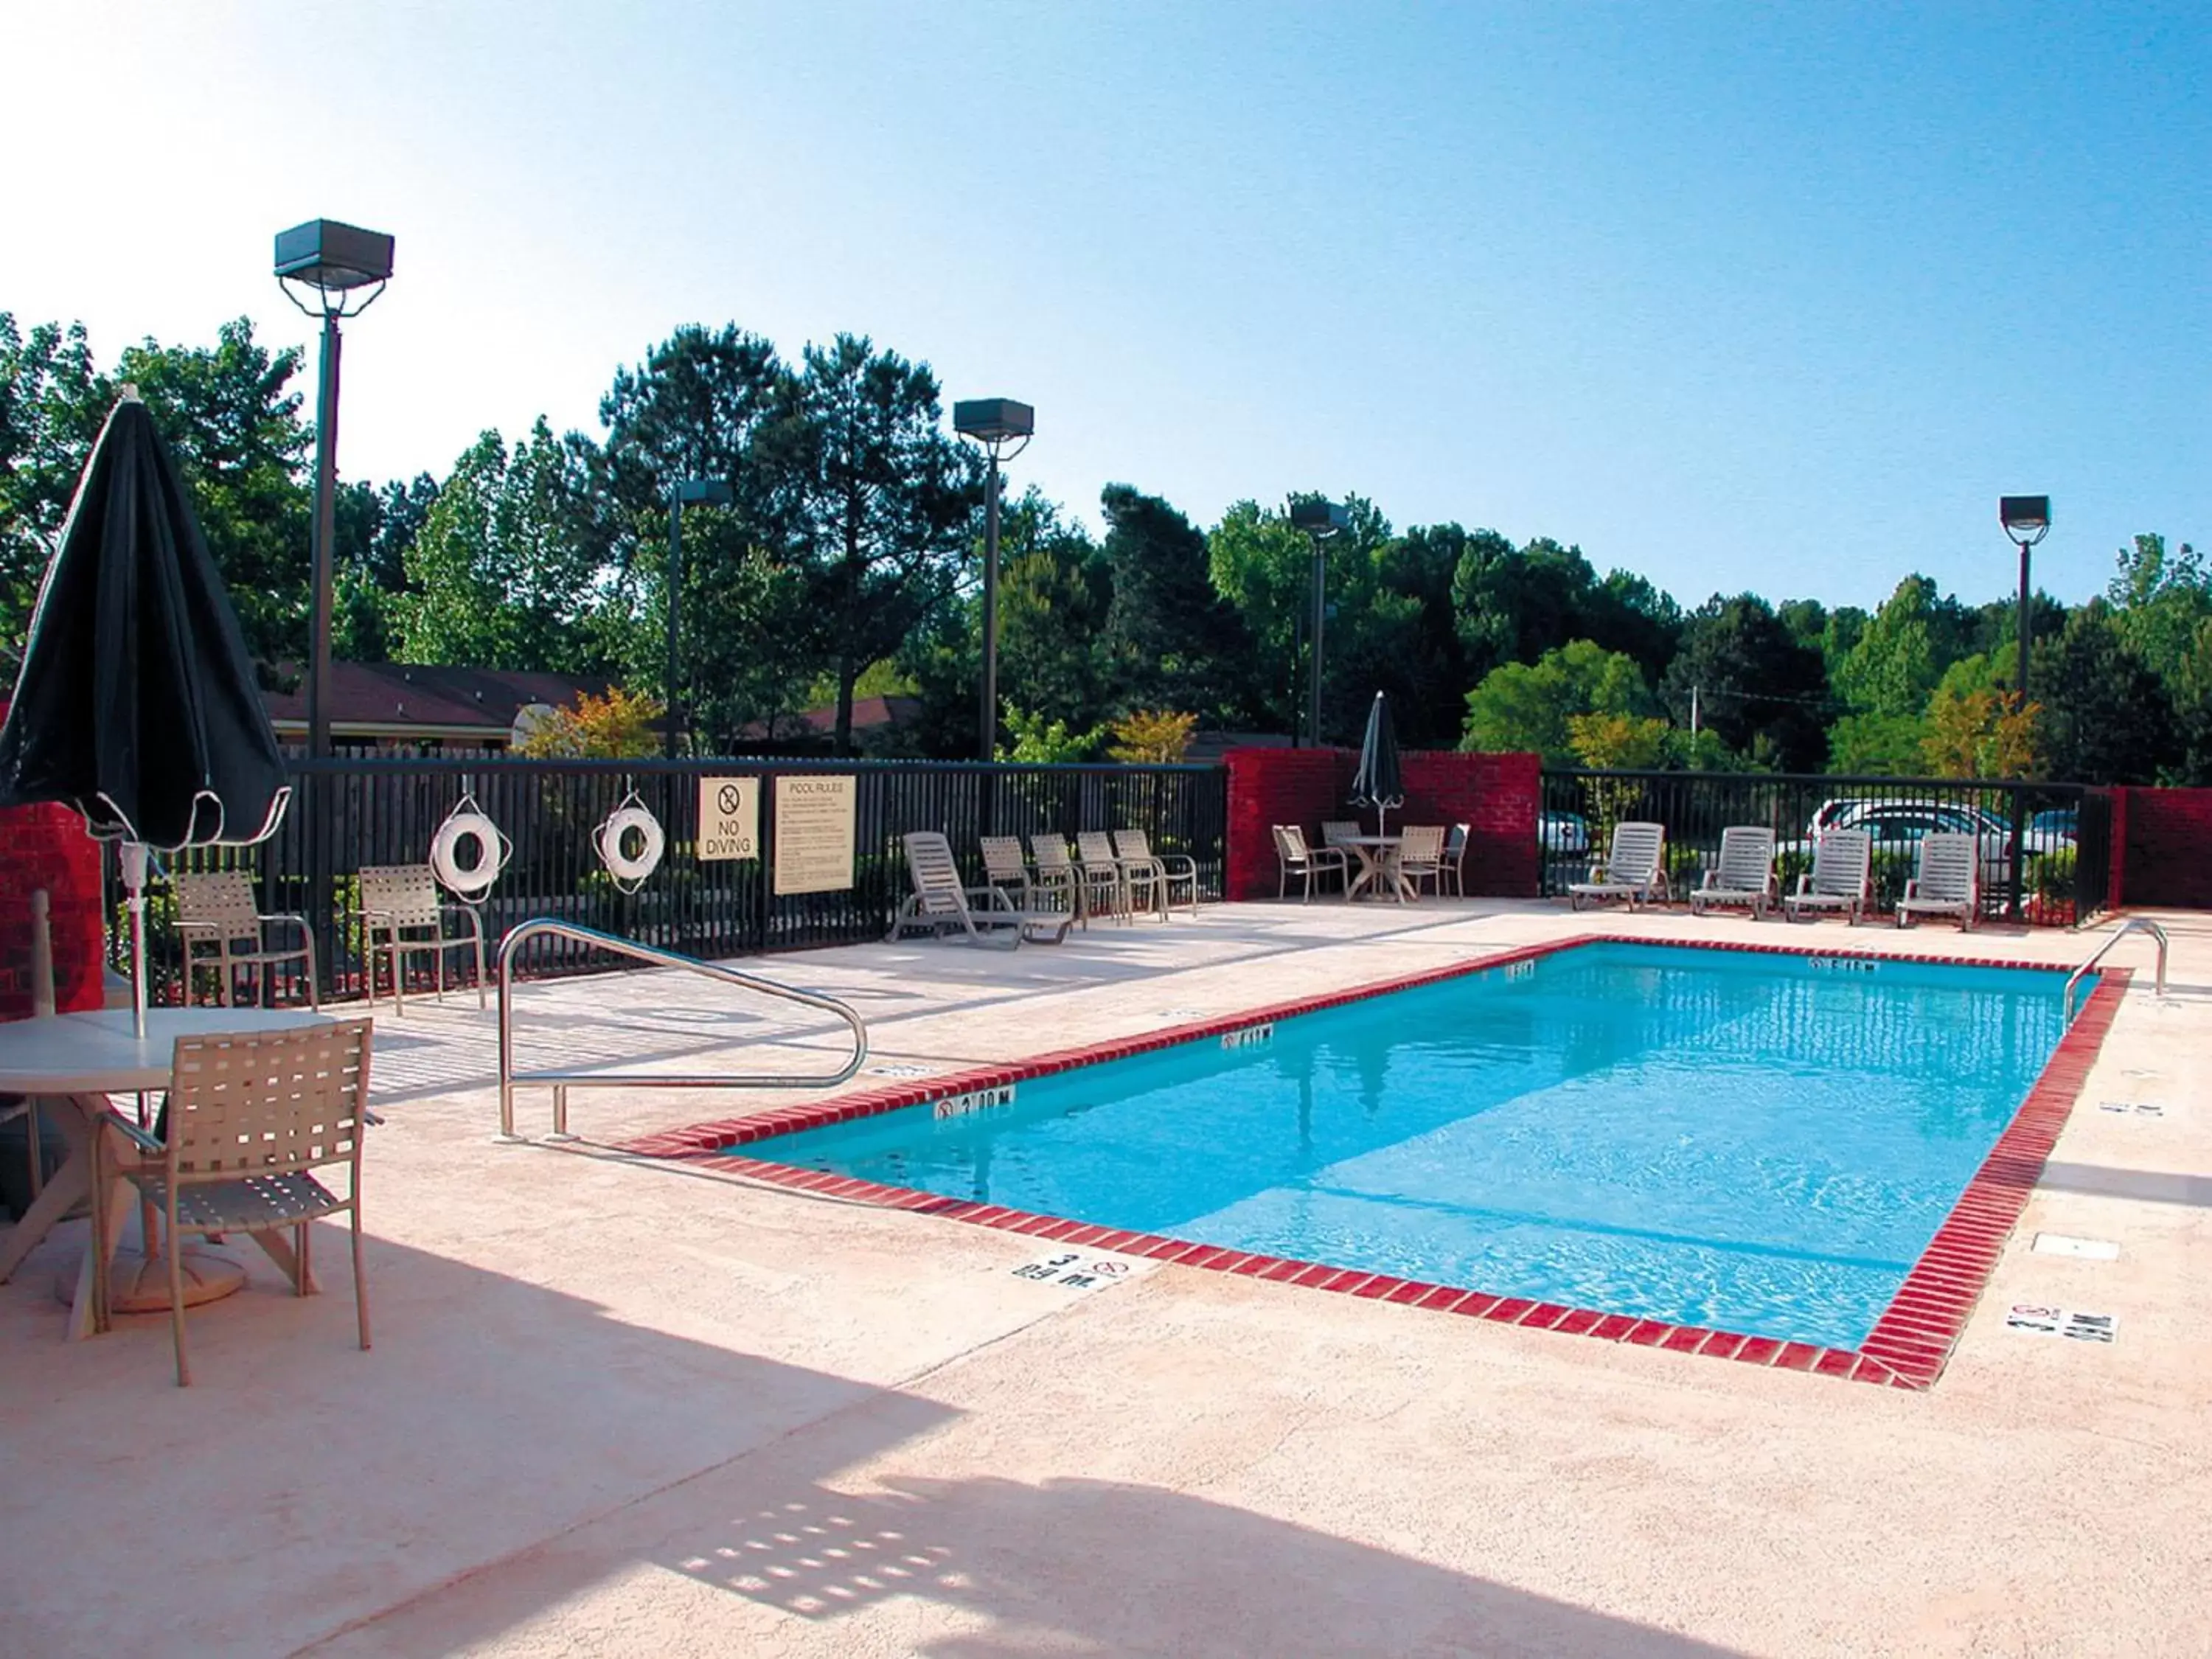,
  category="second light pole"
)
[1290,498,1349,746]
[954,399,1035,761]
[665,478,732,757]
